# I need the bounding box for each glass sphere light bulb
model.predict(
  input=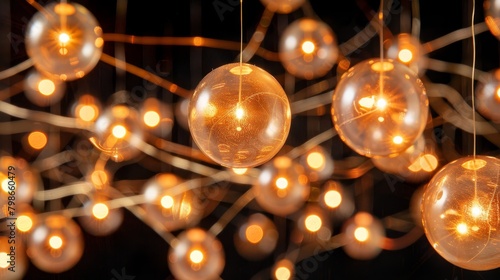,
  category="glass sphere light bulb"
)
[331,59,429,158]
[25,2,103,81]
[188,63,291,168]
[421,155,500,271]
